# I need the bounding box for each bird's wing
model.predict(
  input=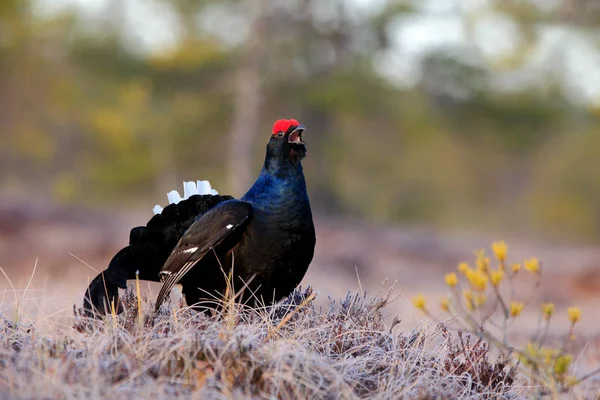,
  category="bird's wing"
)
[111,193,234,286]
[154,200,253,311]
